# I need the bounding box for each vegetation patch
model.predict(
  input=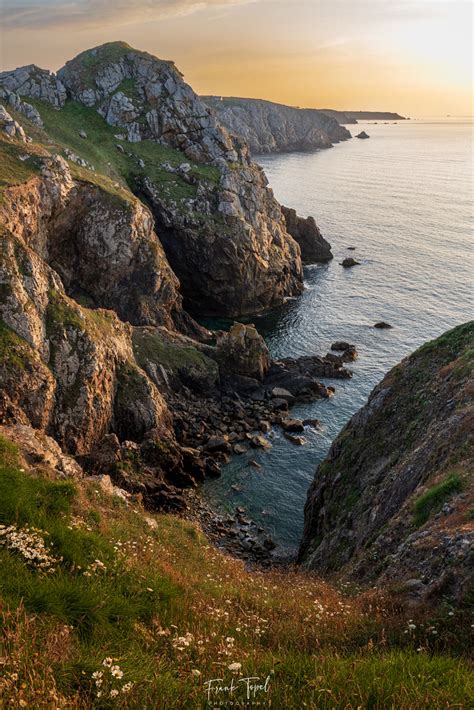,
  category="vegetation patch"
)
[0,434,473,708]
[0,319,36,371]
[413,473,463,527]
[0,134,43,198]
[21,97,219,206]
[132,329,216,374]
